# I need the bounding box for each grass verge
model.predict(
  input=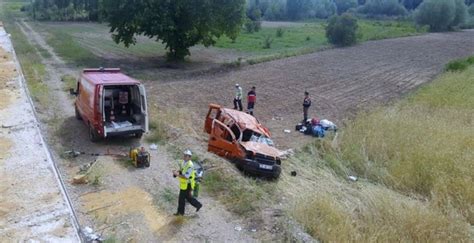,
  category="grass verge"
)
[0,1,49,107]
